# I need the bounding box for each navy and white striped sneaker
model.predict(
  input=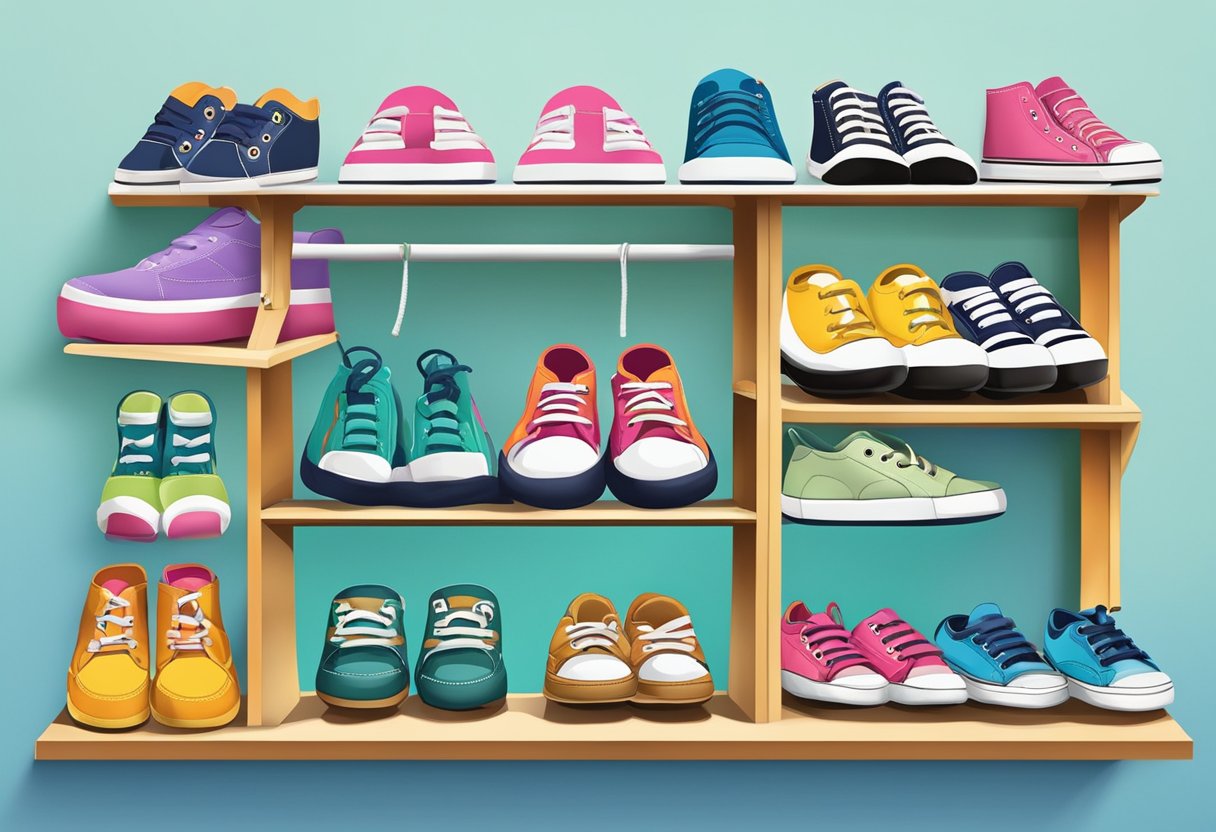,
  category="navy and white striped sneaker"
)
[988,262,1107,391]
[807,81,910,185]
[940,271,1057,396]
[877,82,978,185]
